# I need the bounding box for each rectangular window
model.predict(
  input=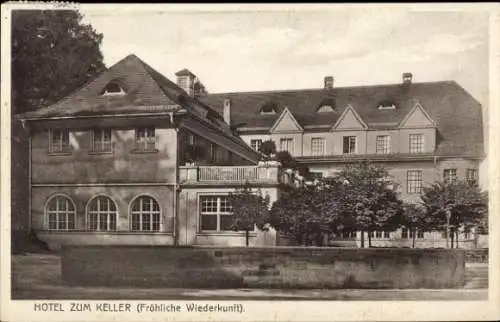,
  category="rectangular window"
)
[402,228,409,238]
[92,128,112,153]
[311,137,325,156]
[466,168,479,185]
[342,231,356,238]
[375,231,382,238]
[342,136,356,154]
[407,170,423,194]
[409,134,424,153]
[250,139,263,152]
[443,168,457,184]
[49,129,70,153]
[376,135,391,154]
[200,195,233,232]
[417,230,425,239]
[279,138,294,154]
[135,127,157,152]
[383,231,391,238]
